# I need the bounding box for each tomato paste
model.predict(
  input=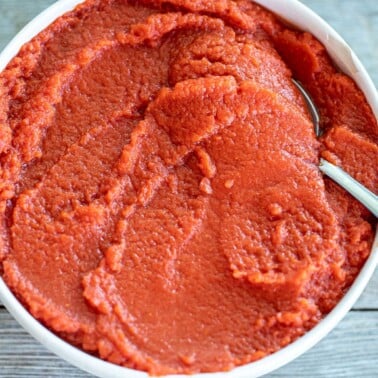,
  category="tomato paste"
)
[0,0,376,375]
